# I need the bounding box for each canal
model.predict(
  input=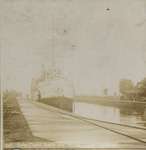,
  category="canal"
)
[73,101,146,127]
